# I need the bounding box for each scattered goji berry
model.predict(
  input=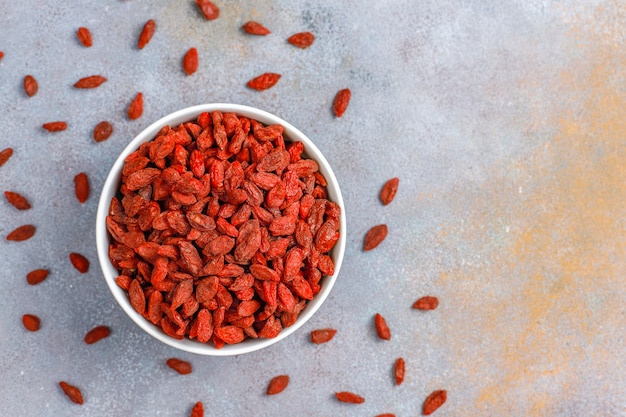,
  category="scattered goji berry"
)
[423,390,447,415]
[247,73,281,91]
[374,313,391,340]
[335,391,365,404]
[69,252,89,273]
[190,402,204,417]
[183,47,198,76]
[4,191,31,210]
[74,172,90,203]
[376,414,396,417]
[127,92,143,120]
[93,121,113,142]
[266,375,289,395]
[413,296,439,310]
[311,328,337,344]
[42,121,68,132]
[0,51,4,60]
[7,224,36,241]
[59,381,84,405]
[242,21,270,35]
[333,88,351,117]
[23,75,38,97]
[166,358,193,375]
[26,269,49,285]
[364,224,387,251]
[380,177,399,205]
[394,357,405,385]
[73,75,107,88]
[287,32,315,48]
[0,148,13,167]
[196,0,219,20]
[22,314,41,331]
[76,27,92,47]
[138,19,156,49]
[84,325,111,344]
